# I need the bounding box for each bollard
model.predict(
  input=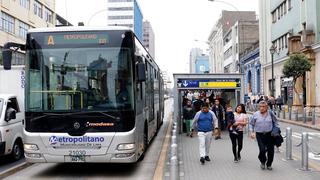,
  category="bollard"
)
[289,107,292,120]
[301,132,310,171]
[282,108,286,119]
[312,107,316,125]
[171,135,177,144]
[170,156,179,180]
[303,108,307,124]
[286,127,293,160]
[171,143,178,157]
[295,109,299,121]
